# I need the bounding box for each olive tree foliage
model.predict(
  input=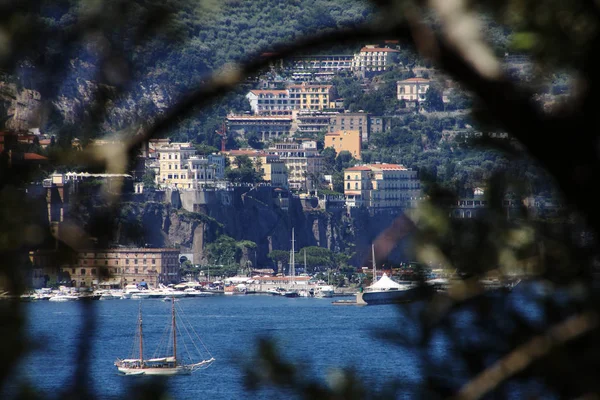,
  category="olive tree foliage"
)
[2,0,600,399]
